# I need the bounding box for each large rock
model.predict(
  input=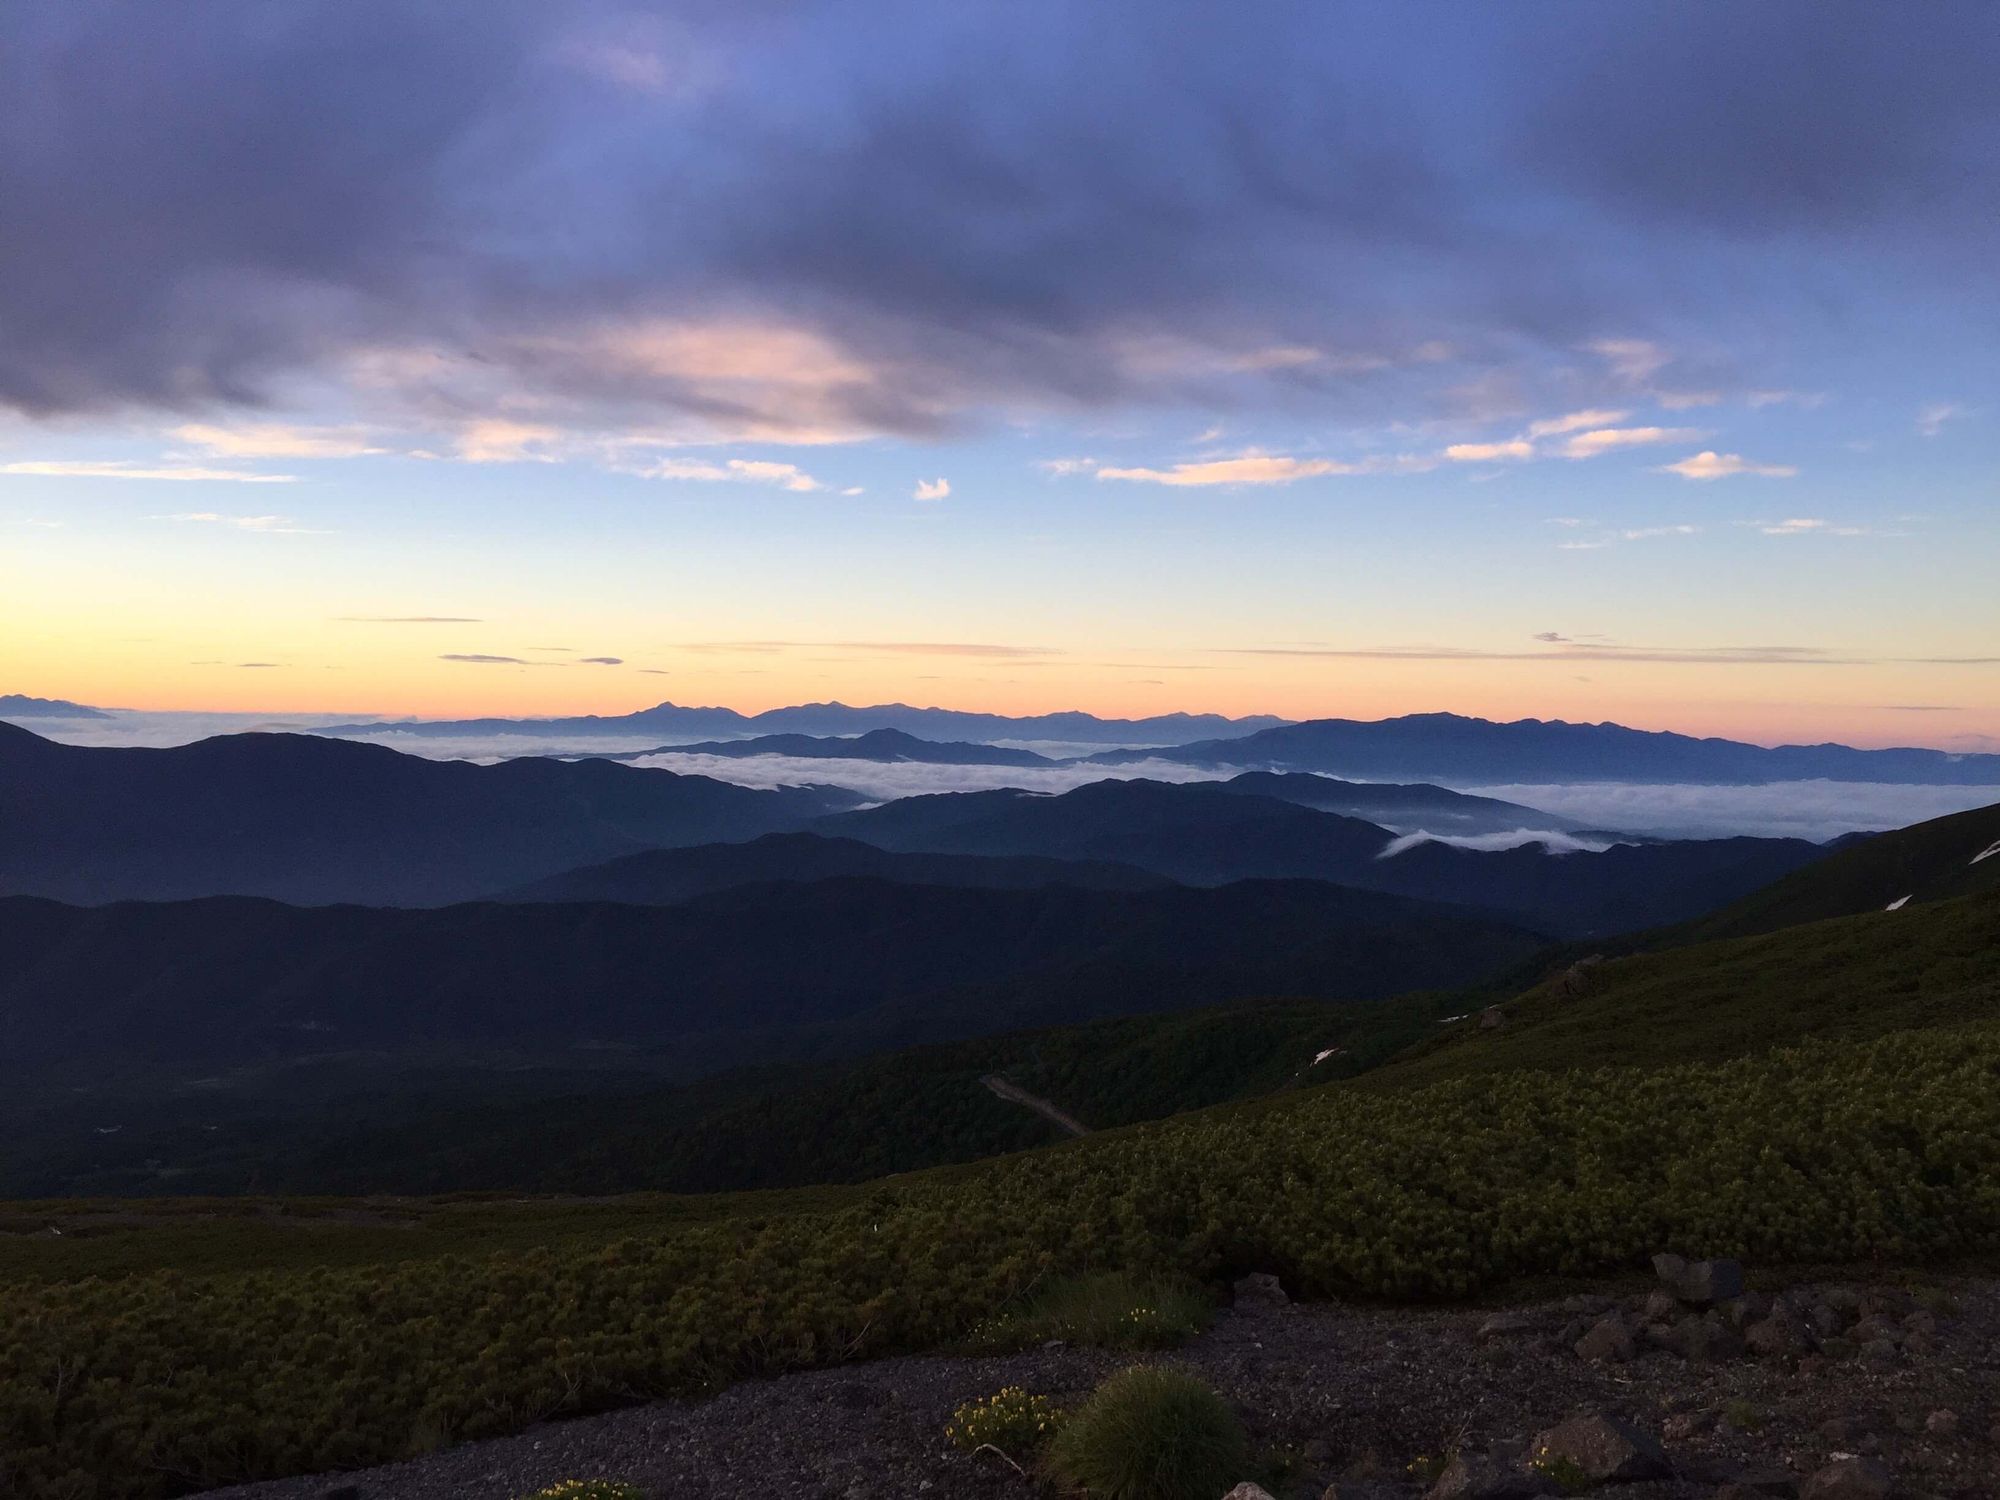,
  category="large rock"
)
[1425,1454,1554,1500]
[1476,1311,1539,1343]
[1800,1458,1894,1499]
[1233,1272,1289,1310]
[1574,1316,1634,1363]
[1652,1252,1745,1305]
[1531,1414,1669,1484]
[1221,1485,1278,1500]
